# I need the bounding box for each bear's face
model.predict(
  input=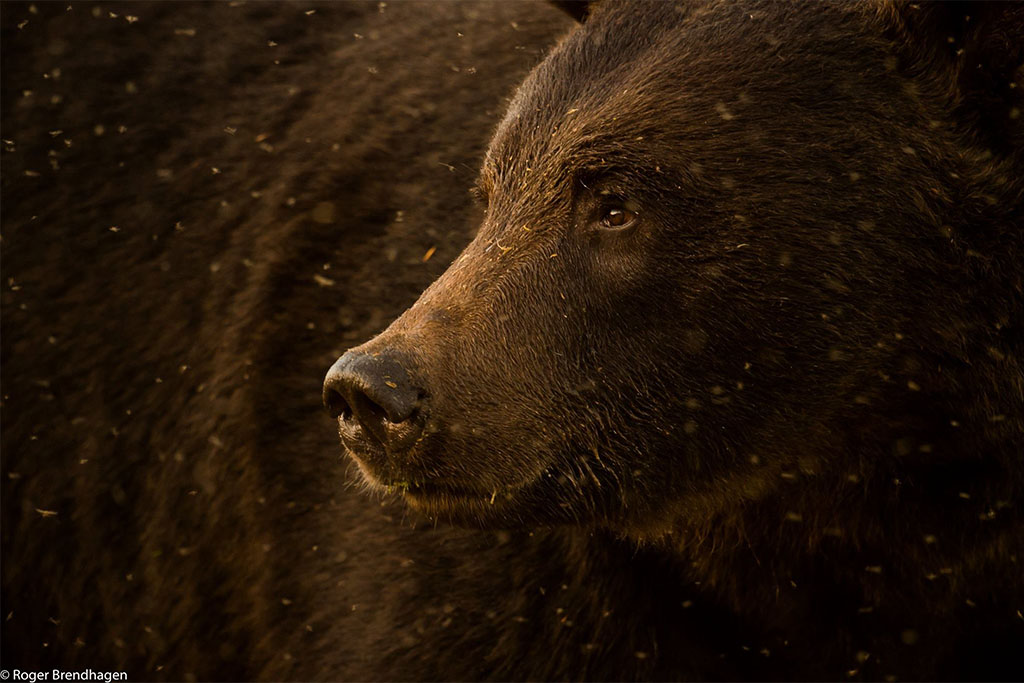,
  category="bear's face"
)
[325,0,1008,530]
